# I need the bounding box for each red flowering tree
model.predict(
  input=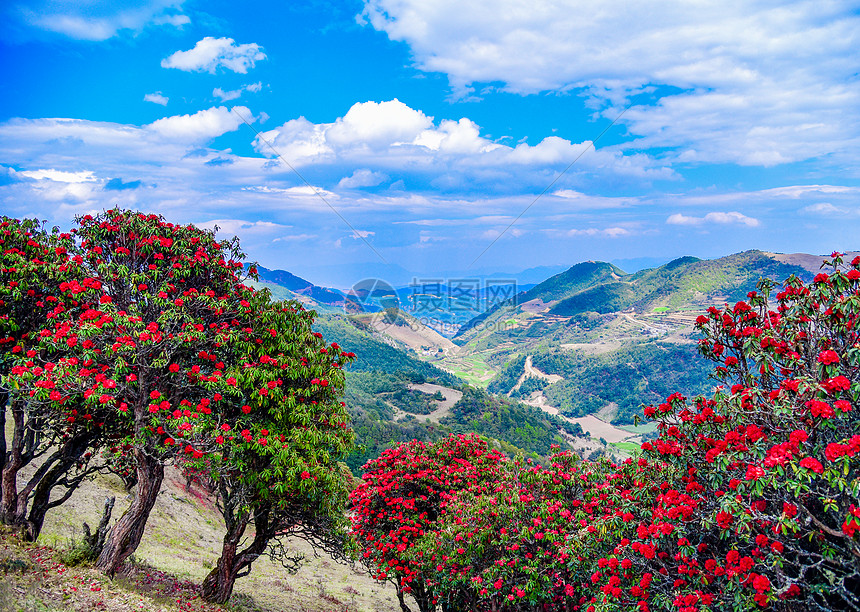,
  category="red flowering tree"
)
[175,293,357,603]
[11,209,264,574]
[0,216,99,538]
[350,434,506,612]
[426,451,631,611]
[582,254,860,611]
